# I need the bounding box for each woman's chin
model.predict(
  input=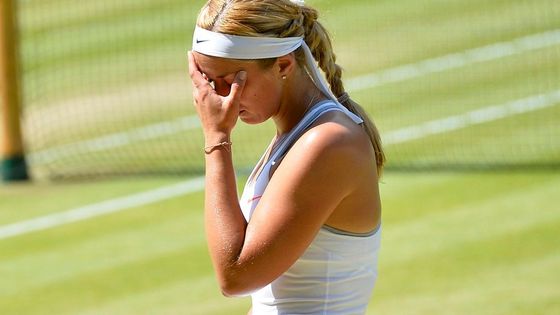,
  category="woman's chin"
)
[239,111,263,124]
